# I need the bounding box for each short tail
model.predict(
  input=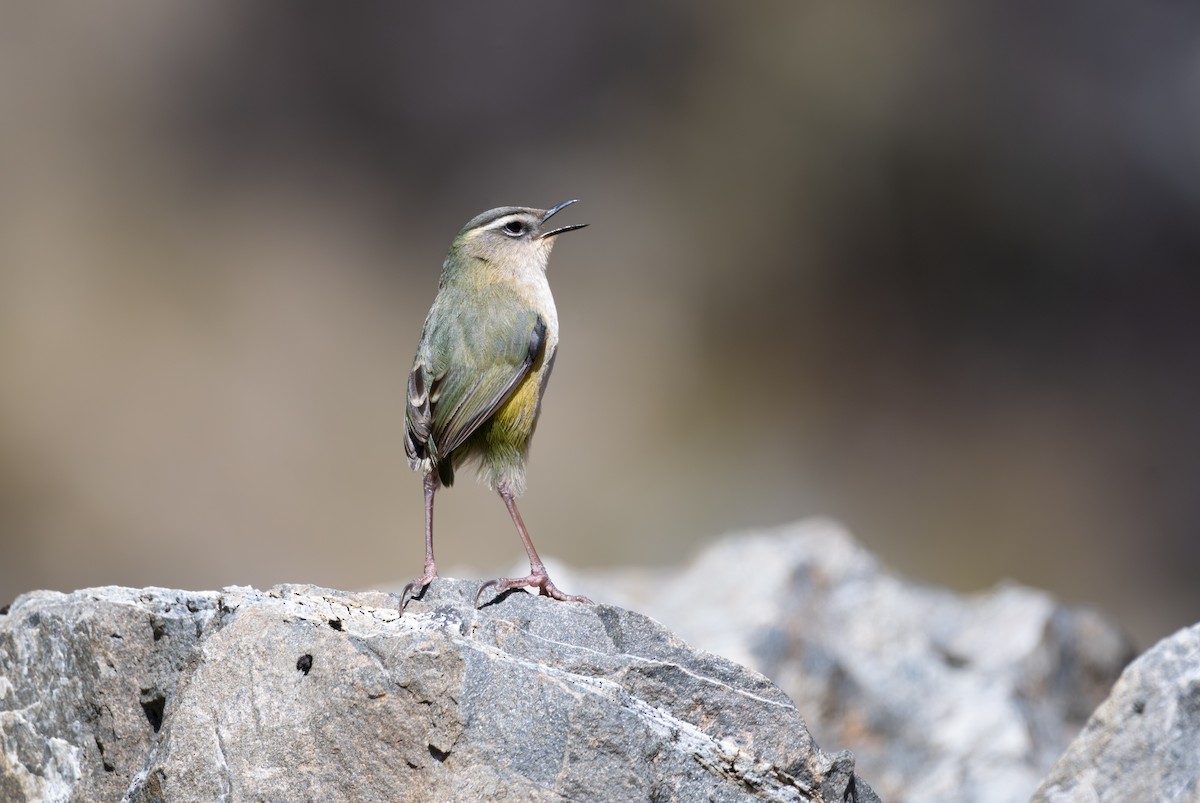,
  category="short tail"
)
[436,455,455,487]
